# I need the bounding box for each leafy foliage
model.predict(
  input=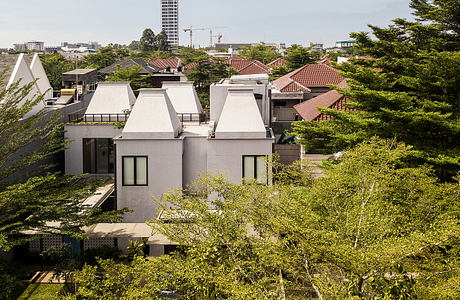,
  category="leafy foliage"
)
[0,74,126,250]
[71,138,460,299]
[39,53,74,90]
[284,44,320,70]
[139,28,156,52]
[239,45,280,64]
[292,0,460,180]
[78,46,130,70]
[106,65,152,94]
